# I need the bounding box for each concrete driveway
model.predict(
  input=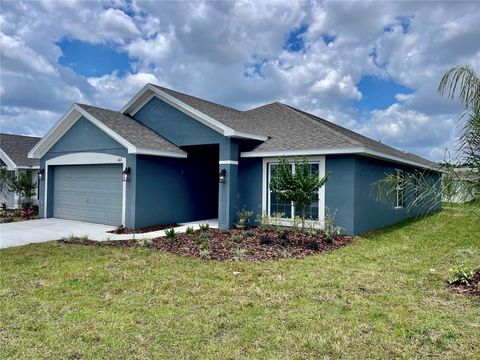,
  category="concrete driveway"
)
[0,218,114,249]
